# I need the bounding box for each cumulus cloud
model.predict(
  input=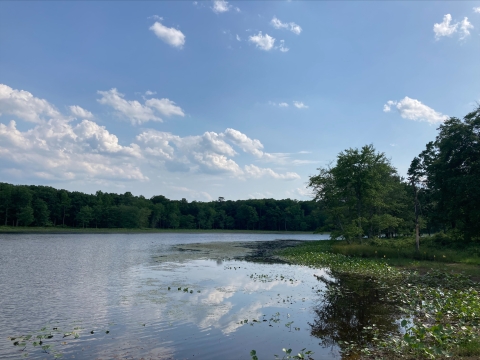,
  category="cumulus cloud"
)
[433,14,458,38]
[383,97,448,124]
[244,164,300,180]
[212,0,231,13]
[97,88,184,125]
[474,7,480,13]
[249,32,275,51]
[270,16,302,35]
[69,105,93,119]
[0,84,303,185]
[145,98,185,117]
[223,128,264,158]
[0,119,145,182]
[293,101,308,109]
[278,102,289,107]
[236,34,241,41]
[149,21,185,48]
[433,14,474,40]
[459,17,474,39]
[136,128,300,179]
[0,84,60,123]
